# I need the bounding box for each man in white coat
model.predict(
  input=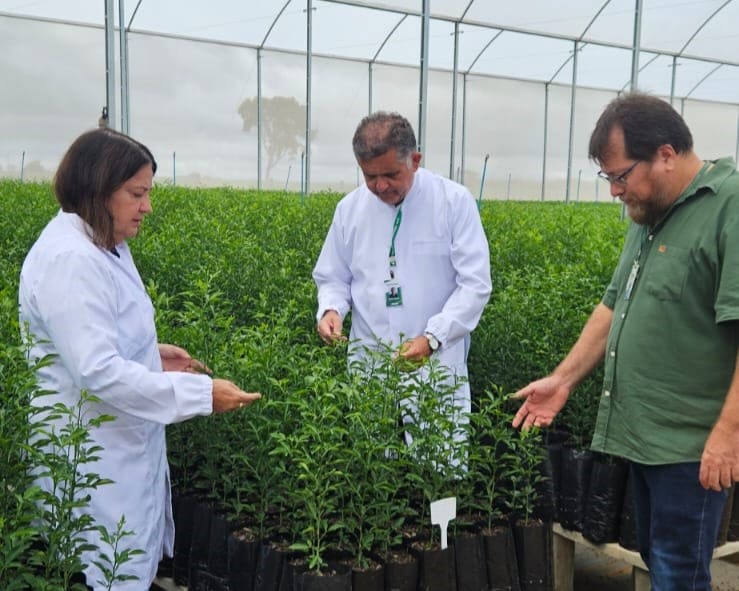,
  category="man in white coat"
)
[312,111,492,459]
